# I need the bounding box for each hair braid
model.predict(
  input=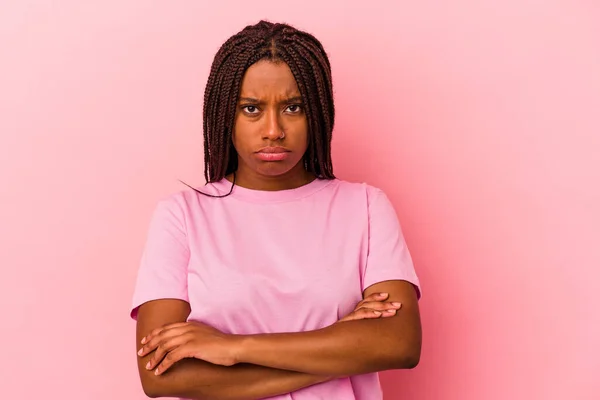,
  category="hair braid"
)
[287,43,334,173]
[277,46,321,174]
